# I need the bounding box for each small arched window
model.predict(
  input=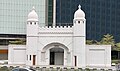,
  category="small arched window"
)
[78,21,80,23]
[34,22,36,25]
